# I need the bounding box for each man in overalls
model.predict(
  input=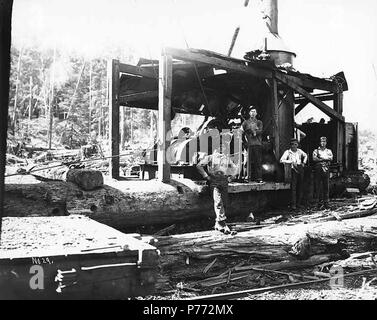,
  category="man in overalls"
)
[197,144,238,234]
